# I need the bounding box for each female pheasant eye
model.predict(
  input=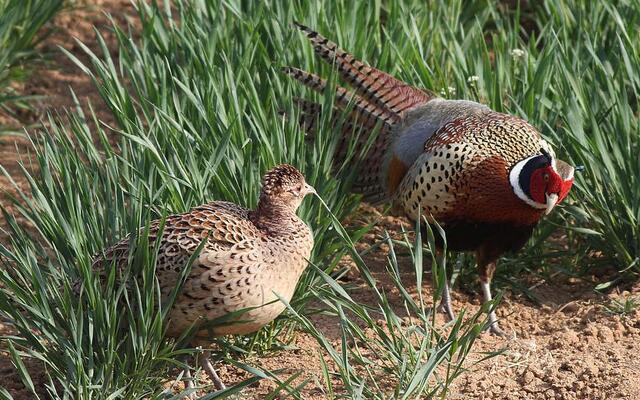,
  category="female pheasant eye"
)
[289,185,303,196]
